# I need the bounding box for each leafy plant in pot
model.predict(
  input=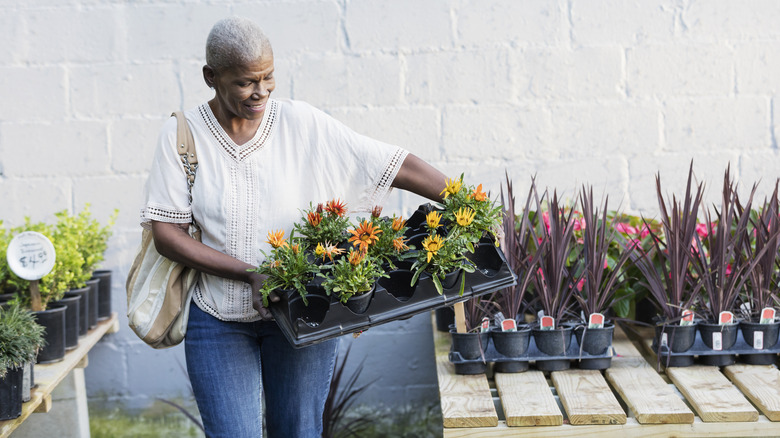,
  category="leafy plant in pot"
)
[631,164,703,368]
[320,247,388,315]
[737,180,780,364]
[0,302,45,420]
[251,230,321,309]
[571,186,636,370]
[449,294,494,375]
[362,206,412,271]
[293,199,351,250]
